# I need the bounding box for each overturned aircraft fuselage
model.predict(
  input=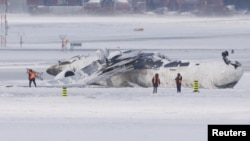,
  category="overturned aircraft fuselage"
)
[46,49,244,89]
